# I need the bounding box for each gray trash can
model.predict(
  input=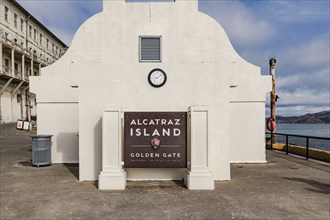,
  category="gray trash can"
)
[31,135,53,167]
